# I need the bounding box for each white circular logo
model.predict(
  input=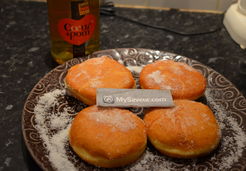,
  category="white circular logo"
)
[103,95,114,104]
